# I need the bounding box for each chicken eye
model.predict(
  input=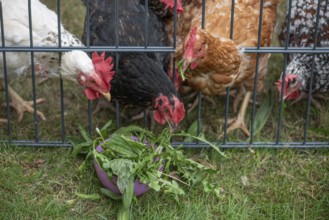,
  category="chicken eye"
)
[90,79,95,84]
[288,78,297,86]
